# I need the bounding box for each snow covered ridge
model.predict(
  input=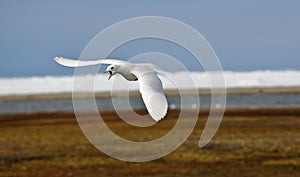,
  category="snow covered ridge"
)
[1,70,300,96]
